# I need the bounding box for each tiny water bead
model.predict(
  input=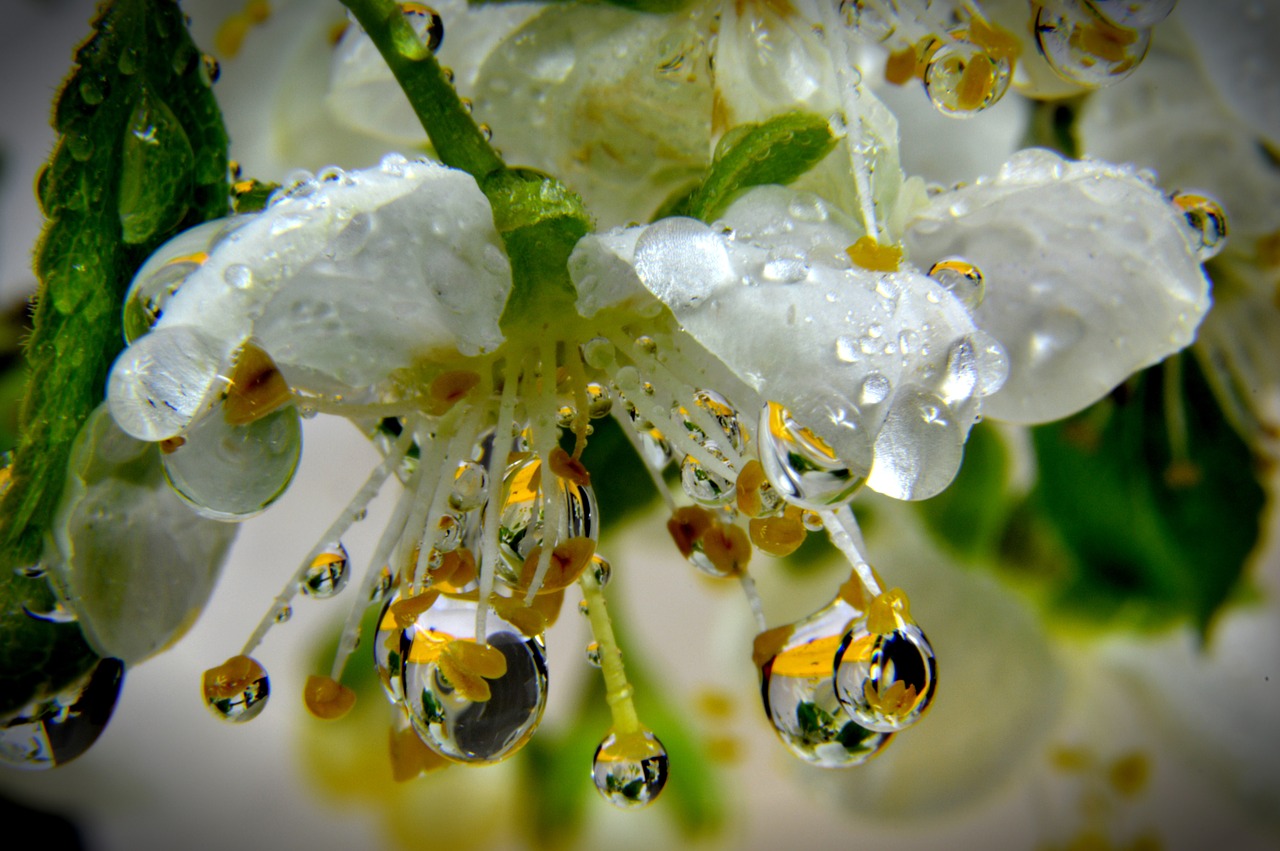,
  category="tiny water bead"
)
[0,658,124,770]
[1171,192,1229,261]
[302,543,351,598]
[202,655,270,723]
[834,589,937,733]
[592,729,670,809]
[923,40,1012,117]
